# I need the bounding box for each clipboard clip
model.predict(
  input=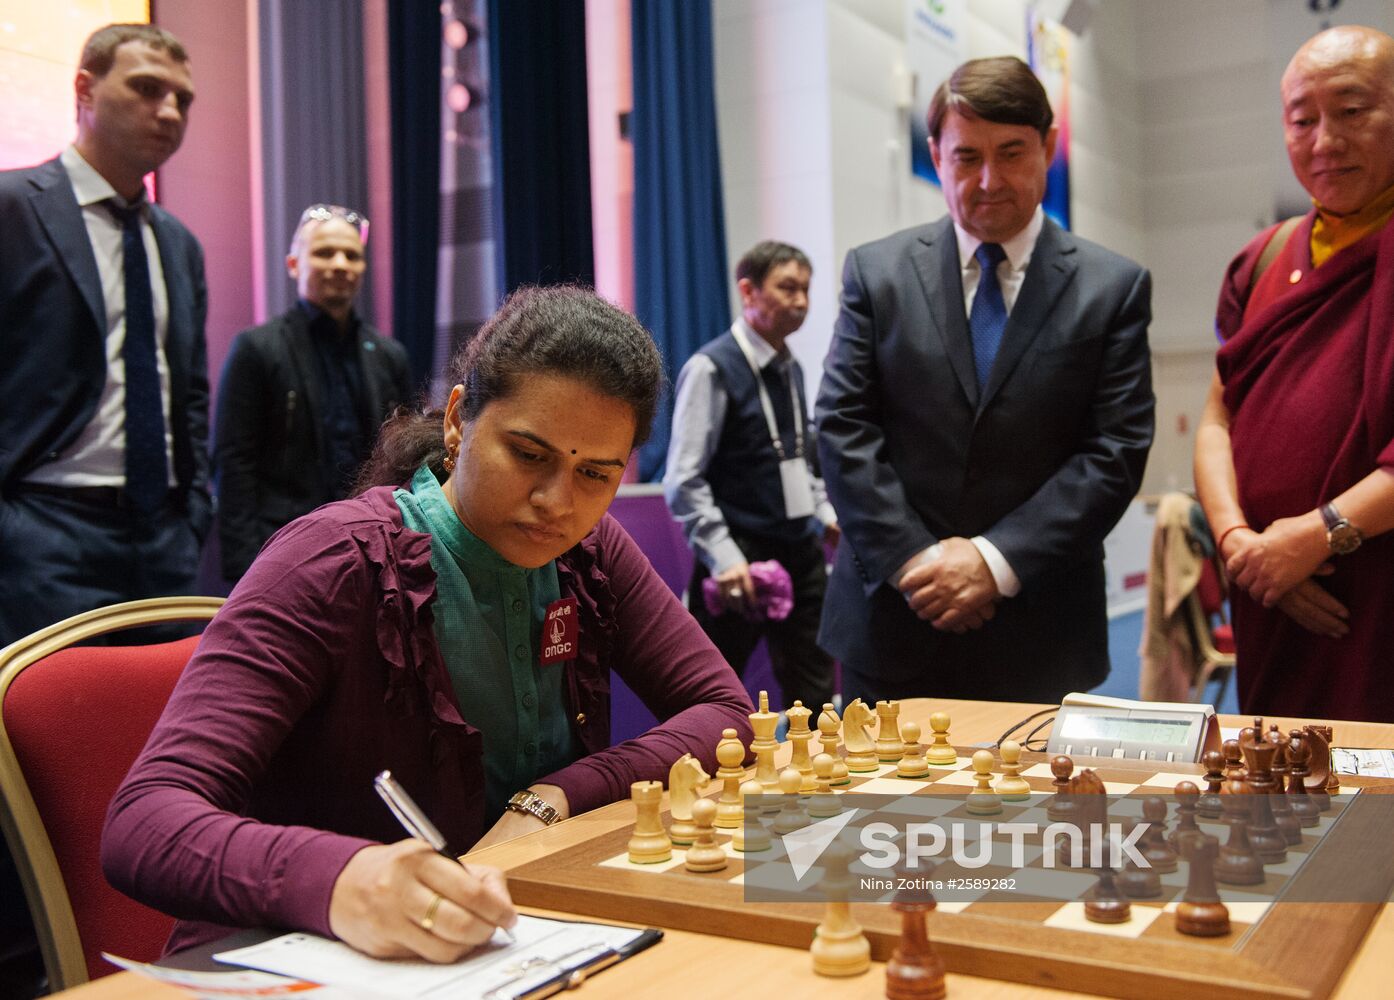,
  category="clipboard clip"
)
[486,930,662,1000]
